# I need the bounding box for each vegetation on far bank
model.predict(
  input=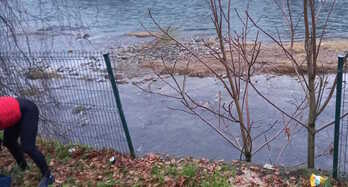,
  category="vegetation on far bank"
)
[0,138,346,186]
[138,39,348,78]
